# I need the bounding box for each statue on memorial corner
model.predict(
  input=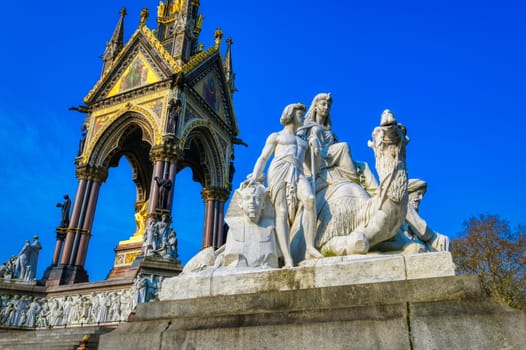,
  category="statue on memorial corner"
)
[56,194,71,228]
[16,240,32,280]
[29,235,42,280]
[247,102,321,267]
[291,97,410,261]
[373,179,451,253]
[0,256,17,279]
[141,215,178,259]
[142,220,159,256]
